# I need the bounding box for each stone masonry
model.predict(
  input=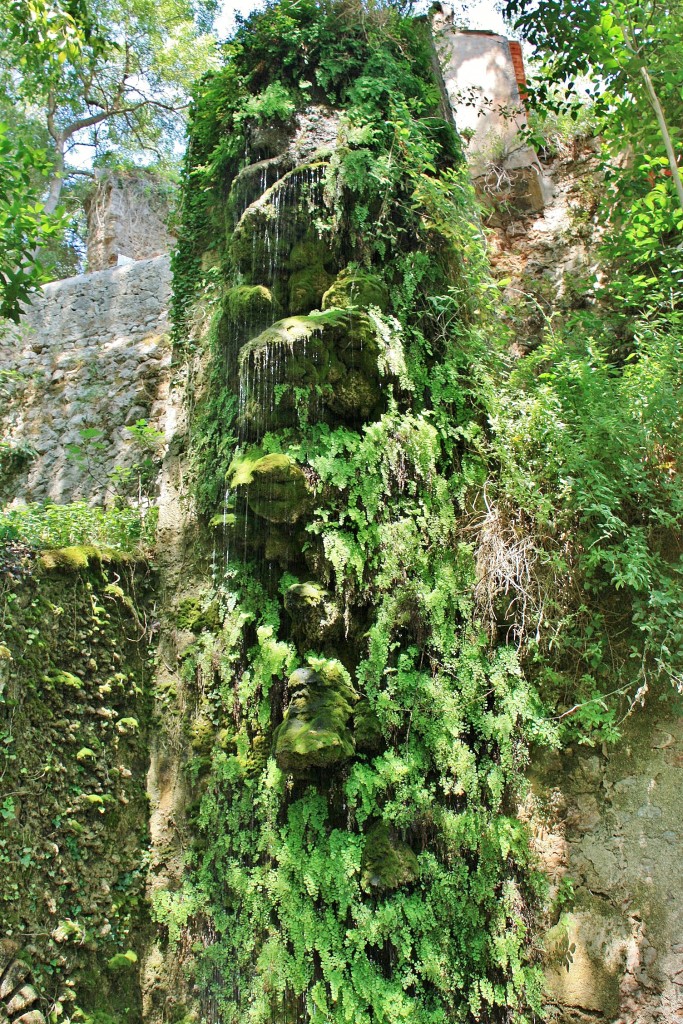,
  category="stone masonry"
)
[0,255,172,505]
[85,171,176,272]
